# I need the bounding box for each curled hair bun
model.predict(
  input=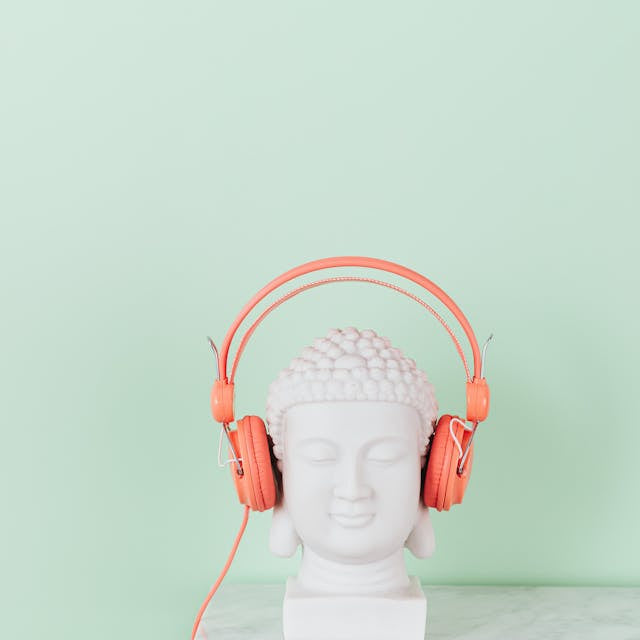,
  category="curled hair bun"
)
[265,327,438,460]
